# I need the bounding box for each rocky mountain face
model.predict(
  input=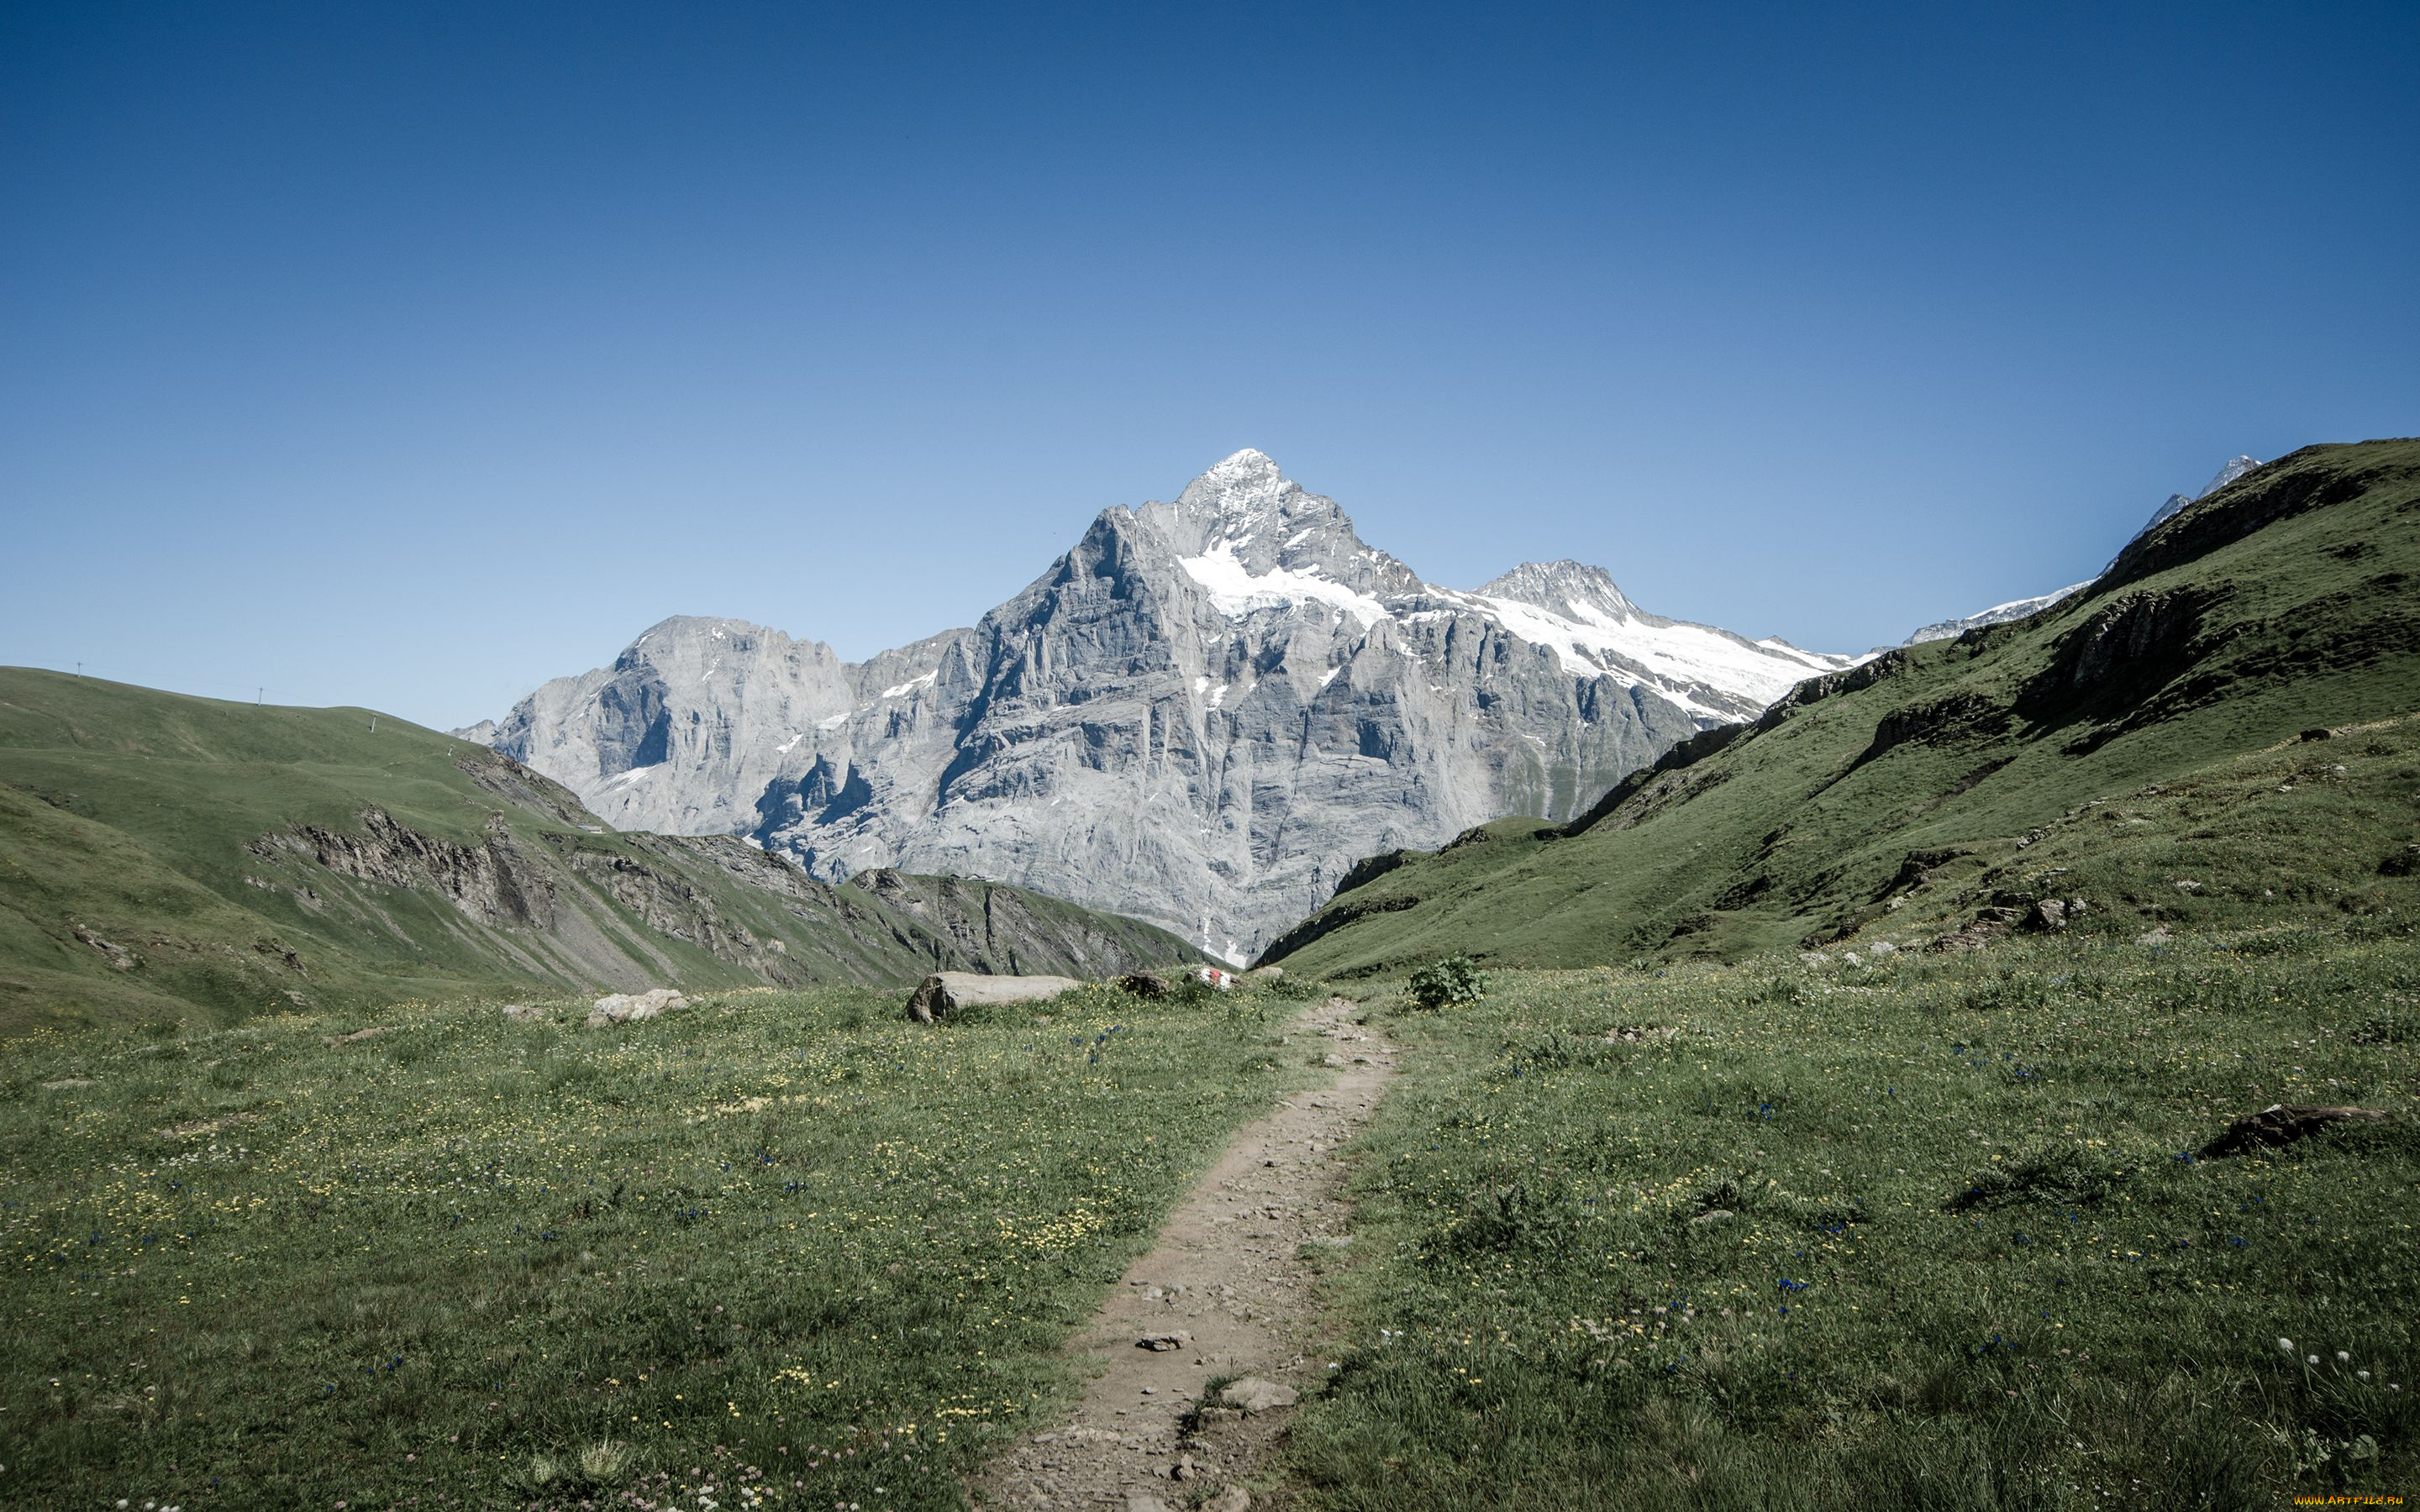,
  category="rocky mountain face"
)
[477,450,1856,960]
